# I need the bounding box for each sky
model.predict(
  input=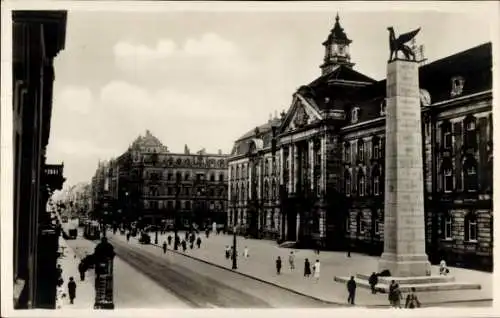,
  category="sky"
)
[43,3,495,188]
